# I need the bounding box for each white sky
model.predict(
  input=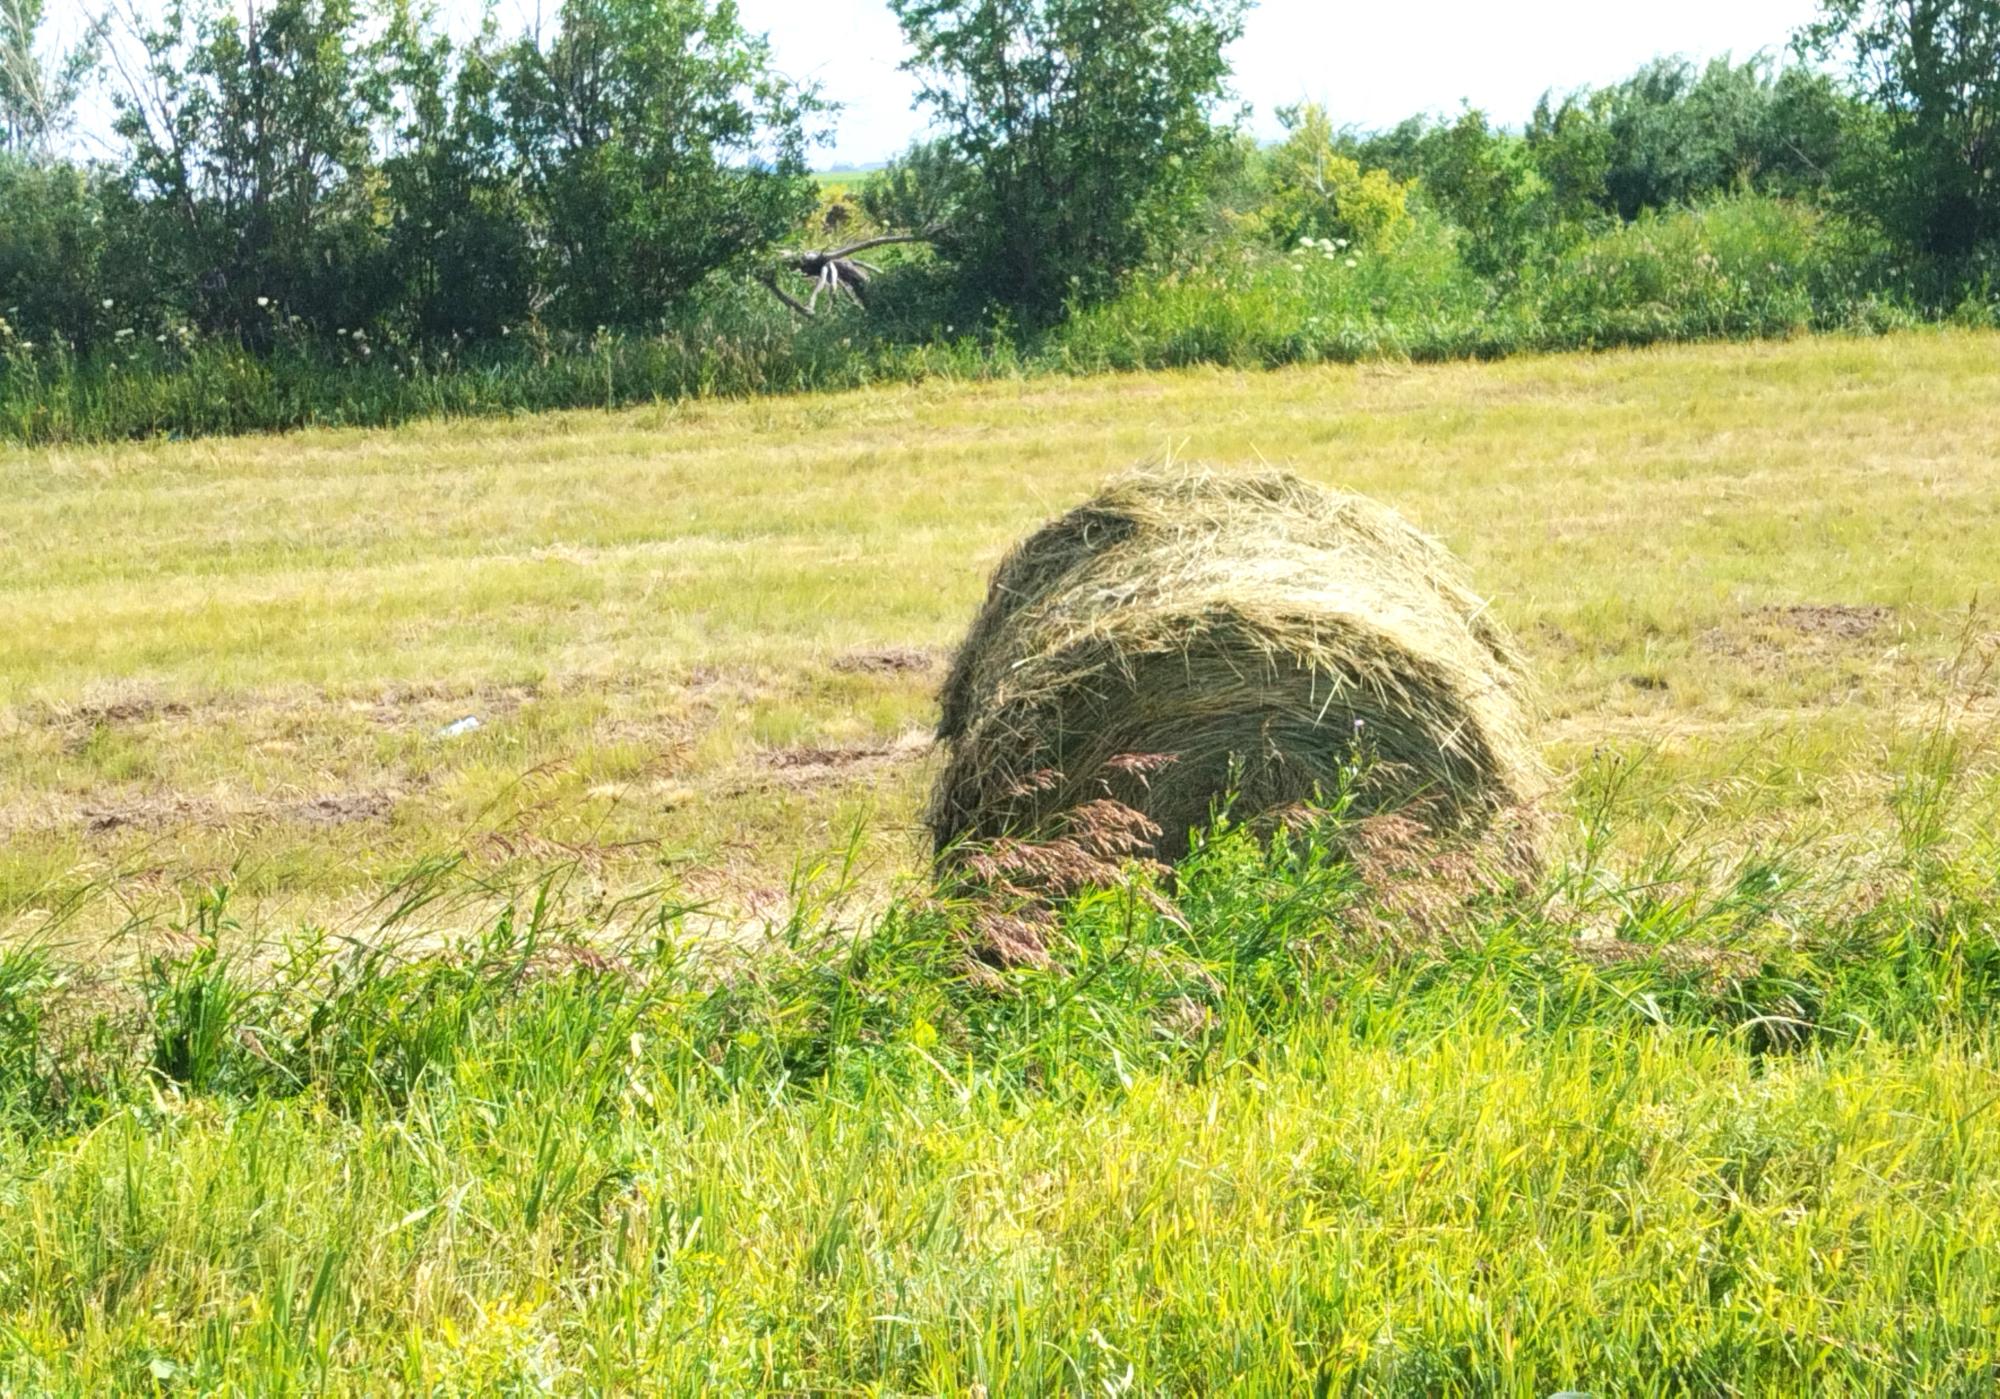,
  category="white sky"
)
[730,0,1829,167]
[55,0,1830,167]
